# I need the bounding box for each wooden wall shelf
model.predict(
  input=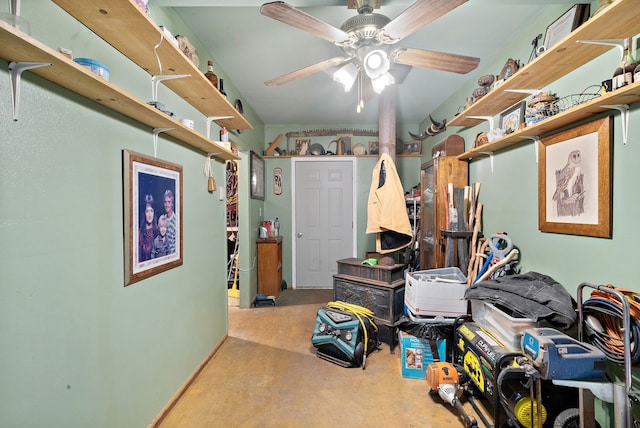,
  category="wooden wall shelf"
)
[459,80,640,160]
[53,0,251,132]
[449,0,640,129]
[0,21,239,160]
